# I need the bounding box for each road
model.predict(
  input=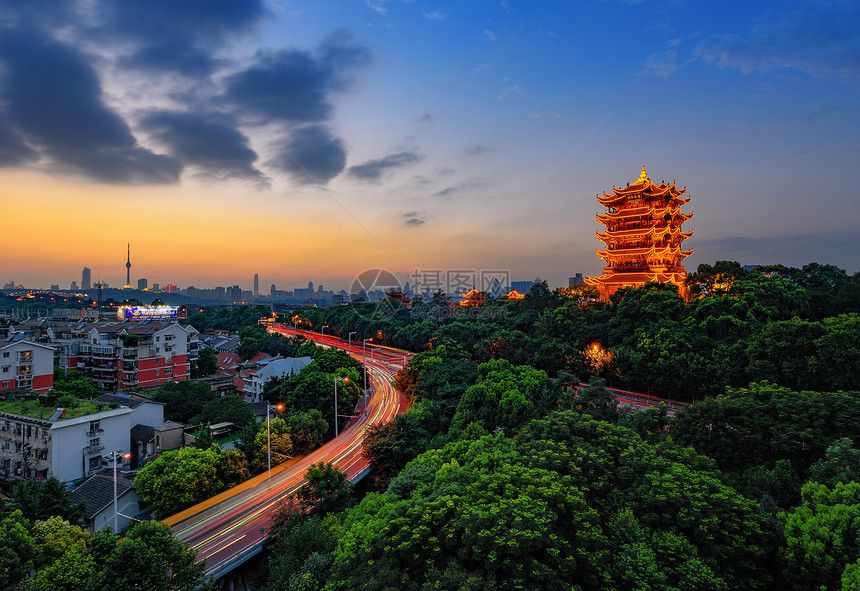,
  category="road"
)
[163,328,411,579]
